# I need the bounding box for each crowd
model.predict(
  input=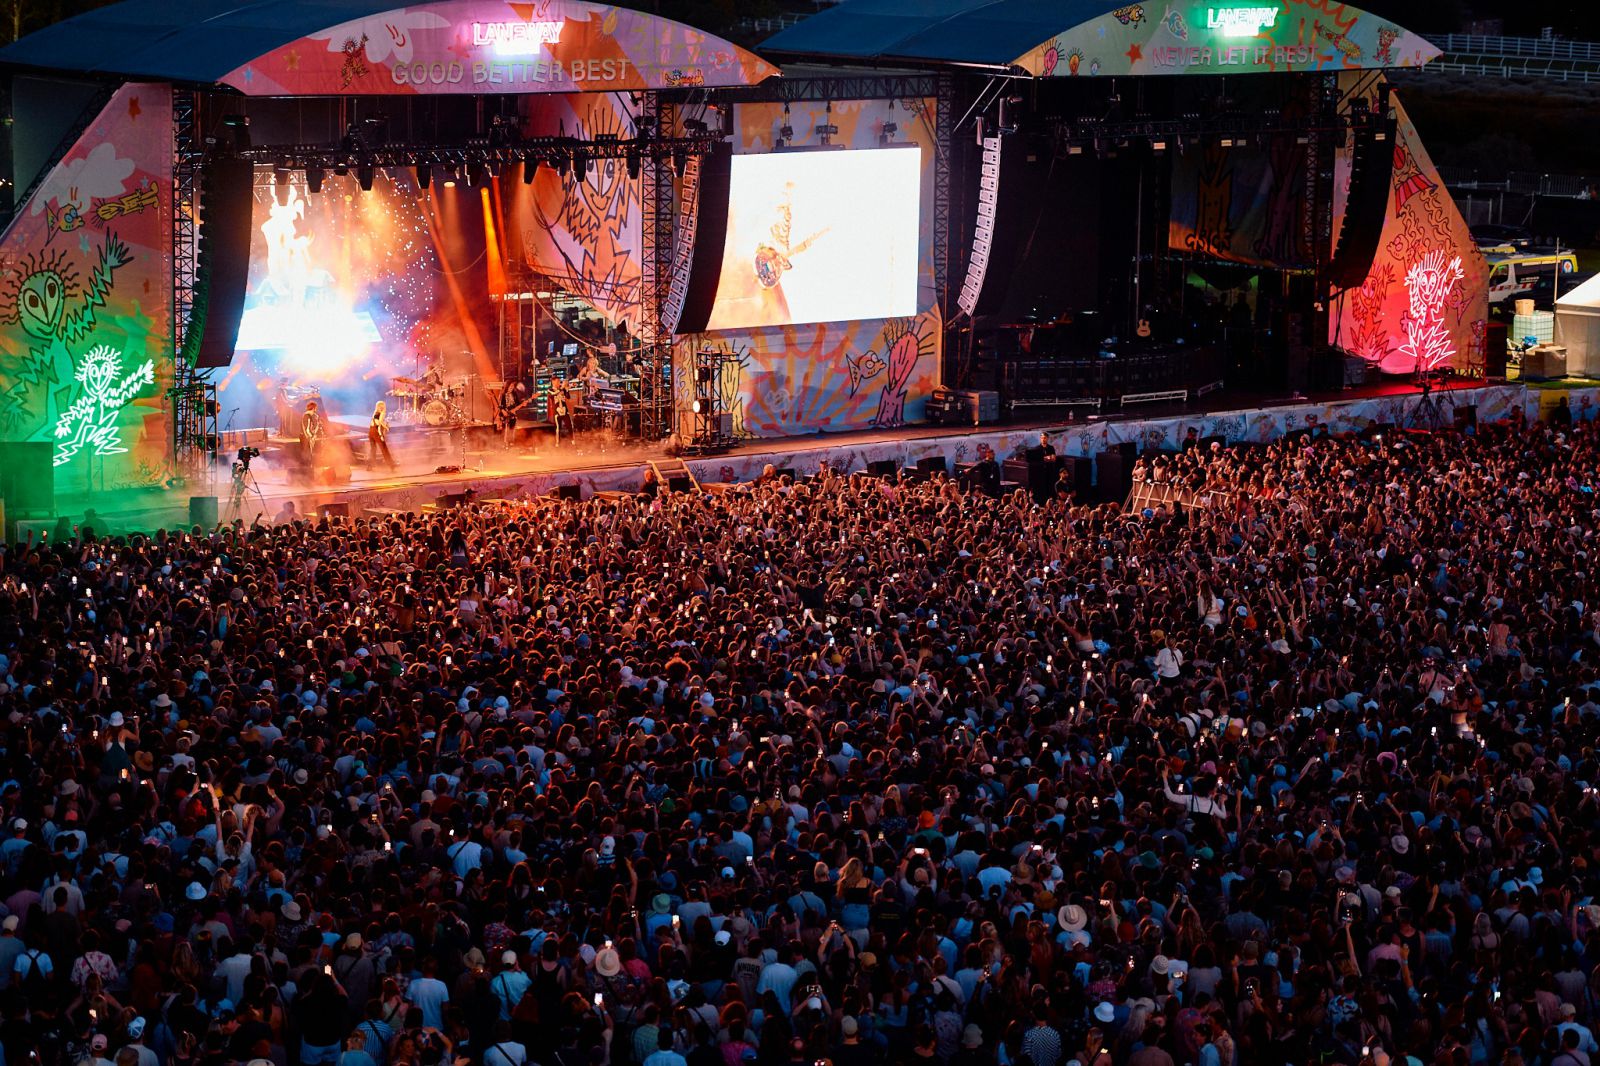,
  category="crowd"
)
[0,408,1596,1066]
